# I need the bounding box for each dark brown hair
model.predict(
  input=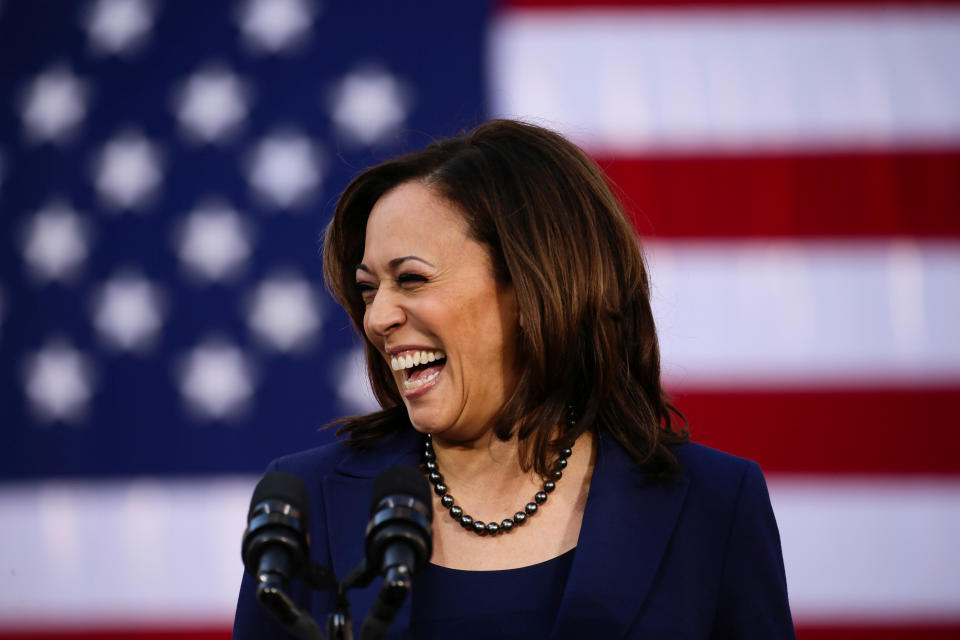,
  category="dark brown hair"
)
[323,119,687,479]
